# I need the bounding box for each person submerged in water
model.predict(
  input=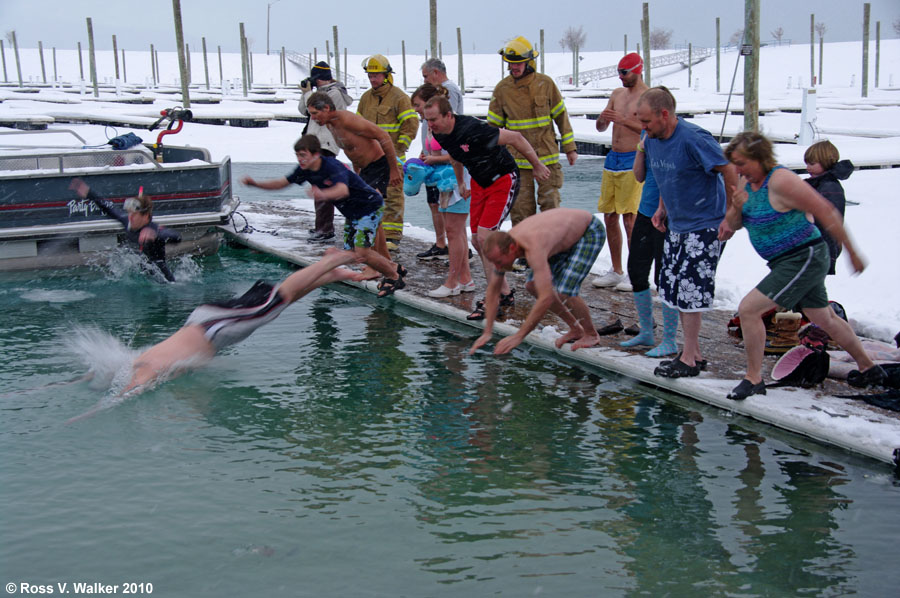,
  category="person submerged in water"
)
[67,250,359,422]
[69,178,182,282]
